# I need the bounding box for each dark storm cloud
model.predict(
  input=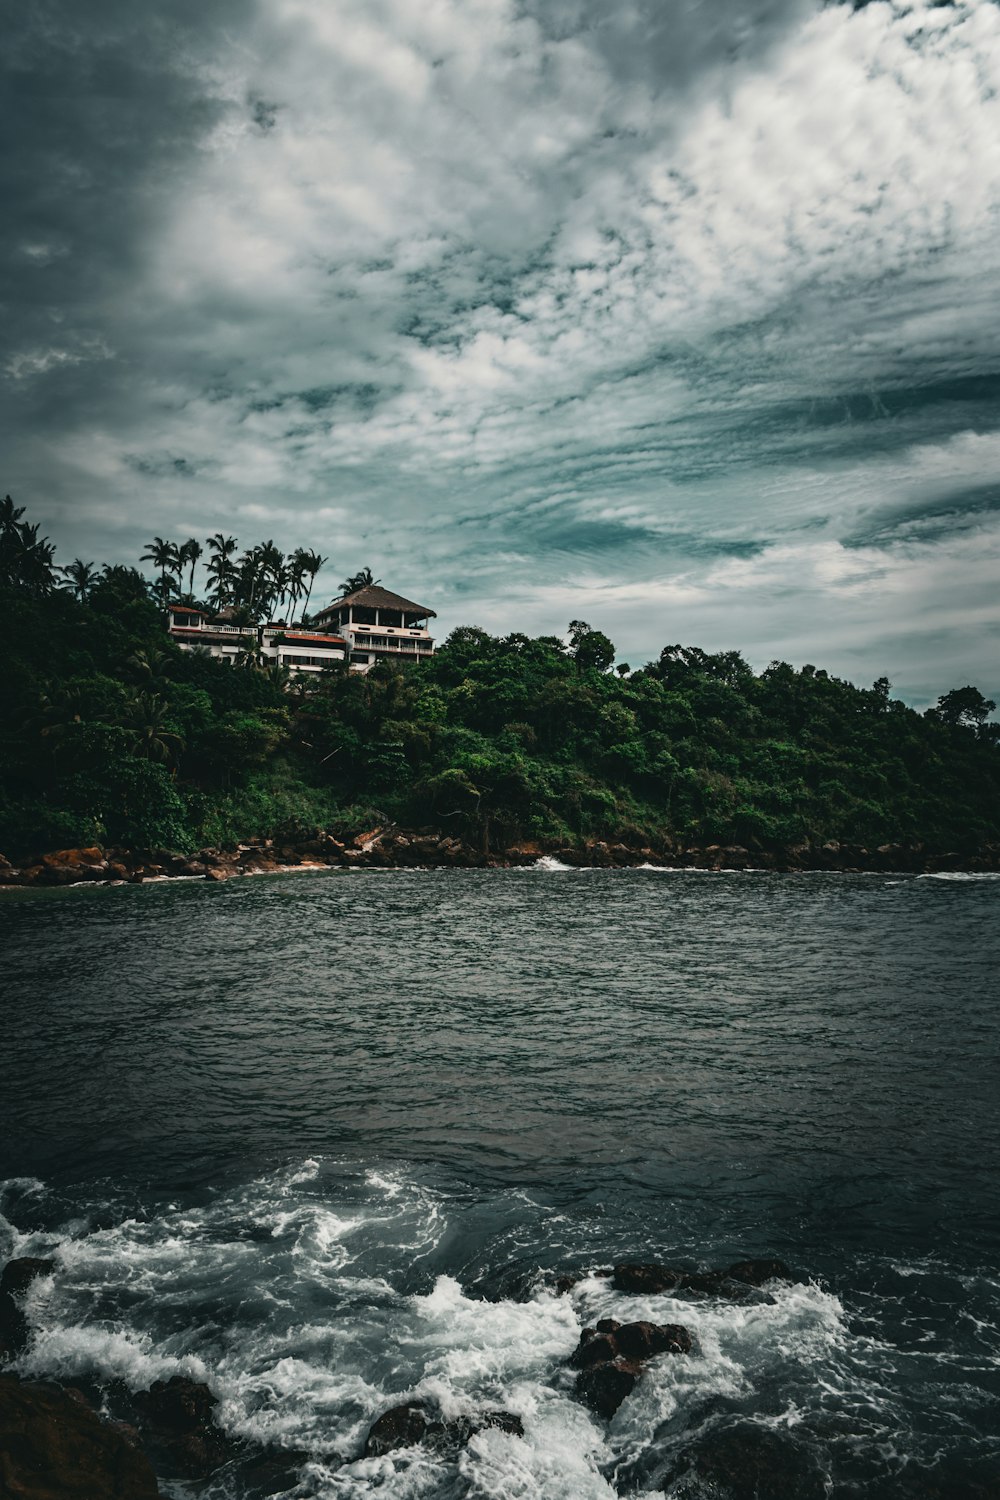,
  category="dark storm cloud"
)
[3,0,1000,705]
